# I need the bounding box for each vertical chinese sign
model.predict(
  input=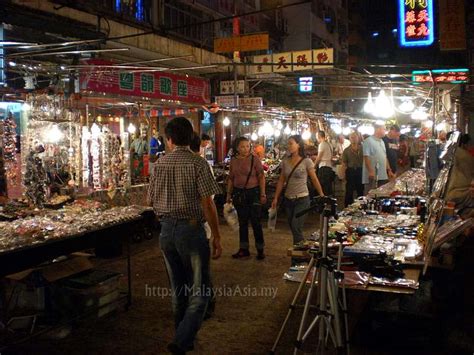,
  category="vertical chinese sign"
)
[398,0,434,47]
